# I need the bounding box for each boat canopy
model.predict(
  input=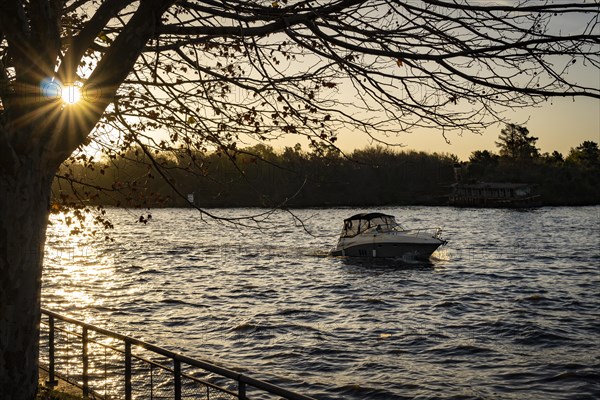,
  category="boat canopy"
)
[341,213,397,237]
